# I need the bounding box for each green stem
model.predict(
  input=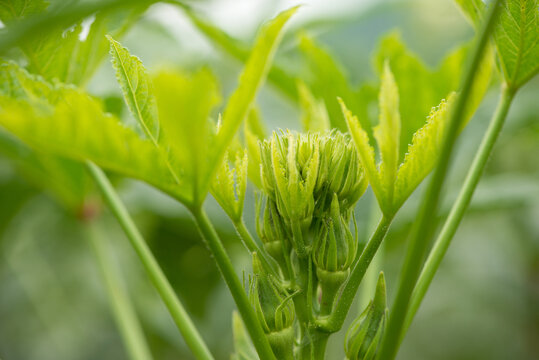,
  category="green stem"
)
[190,208,276,360]
[403,85,515,334]
[233,219,280,276]
[320,215,393,332]
[377,2,502,359]
[311,330,329,360]
[86,221,153,360]
[86,162,214,360]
